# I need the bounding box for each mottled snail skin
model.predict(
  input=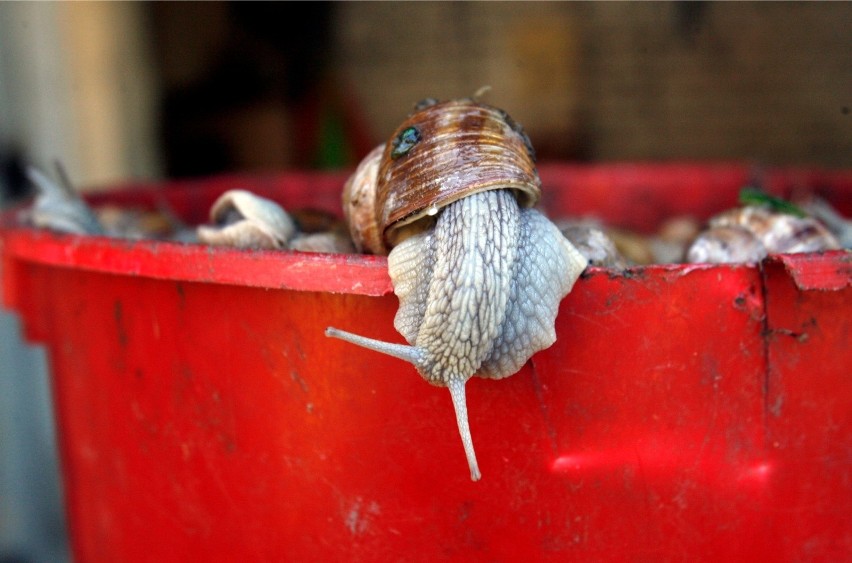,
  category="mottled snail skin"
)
[326,99,587,481]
